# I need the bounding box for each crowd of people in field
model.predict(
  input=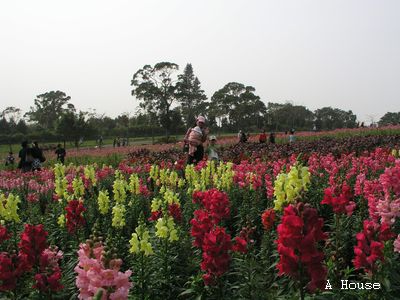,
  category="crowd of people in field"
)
[4,115,298,170]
